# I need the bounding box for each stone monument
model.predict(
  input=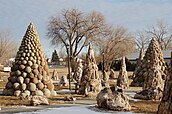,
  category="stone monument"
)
[3,23,56,97]
[117,57,129,89]
[134,38,168,100]
[79,44,102,96]
[157,67,172,113]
